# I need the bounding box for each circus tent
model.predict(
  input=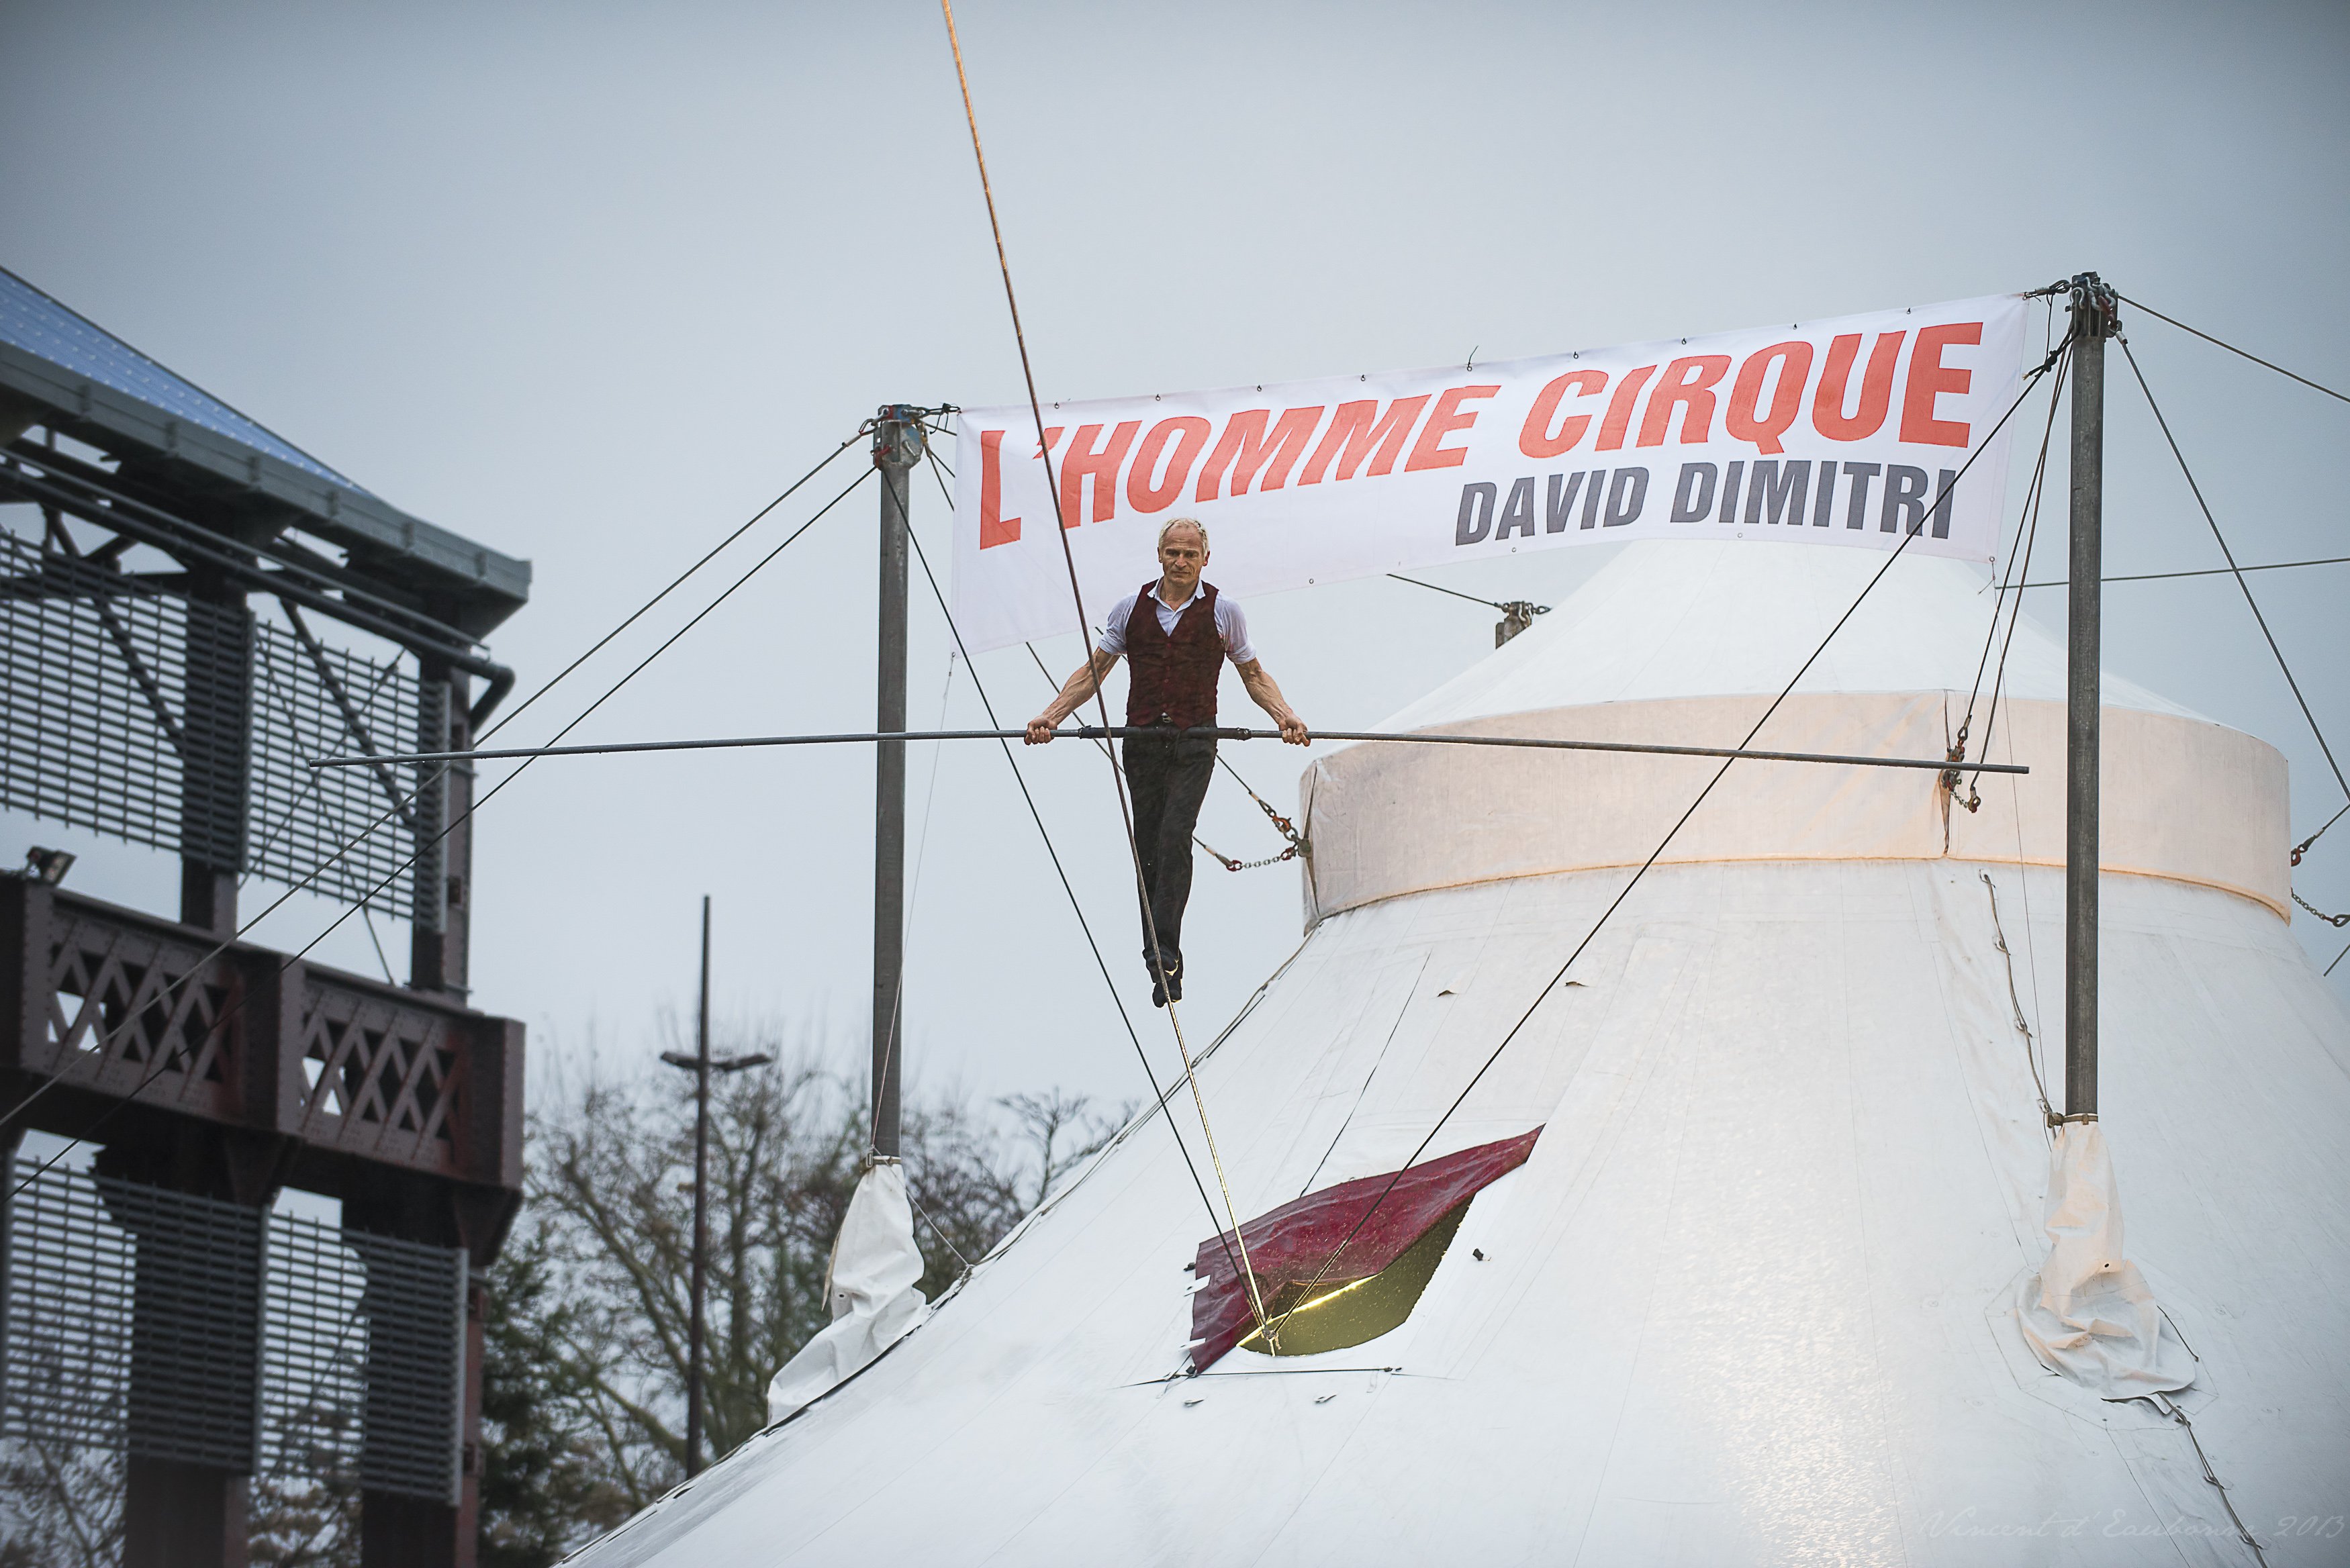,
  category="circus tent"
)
[563,538,2348,1568]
